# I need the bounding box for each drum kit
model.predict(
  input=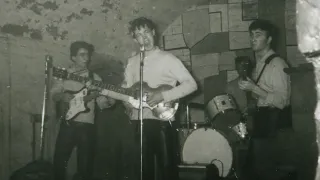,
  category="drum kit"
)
[177,93,249,178]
